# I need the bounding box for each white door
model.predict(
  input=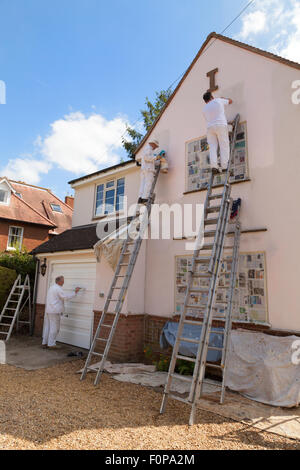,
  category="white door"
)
[49,260,96,349]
